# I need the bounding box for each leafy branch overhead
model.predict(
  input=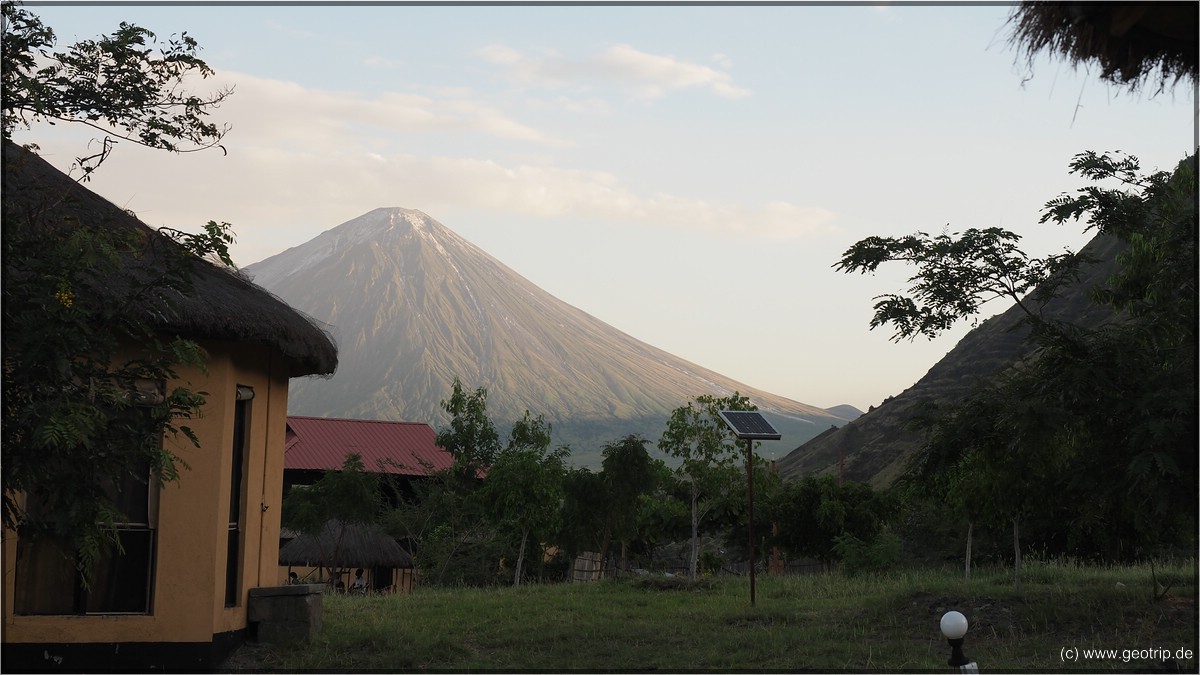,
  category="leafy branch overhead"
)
[834,227,1080,342]
[2,2,237,585]
[1,1,233,177]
